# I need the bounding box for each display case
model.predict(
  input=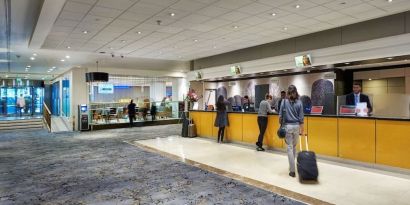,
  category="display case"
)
[88,101,182,125]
